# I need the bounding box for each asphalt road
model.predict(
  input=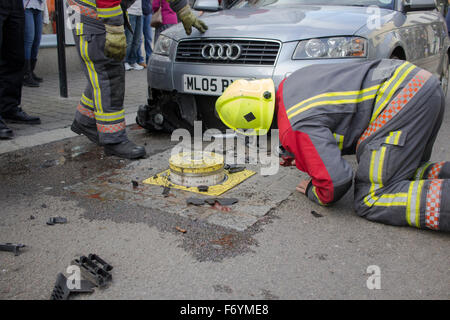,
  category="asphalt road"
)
[0,106,449,300]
